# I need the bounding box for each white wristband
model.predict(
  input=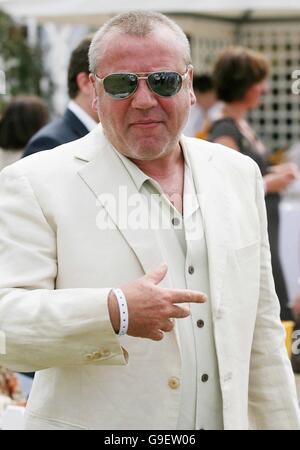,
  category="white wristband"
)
[113,288,129,336]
